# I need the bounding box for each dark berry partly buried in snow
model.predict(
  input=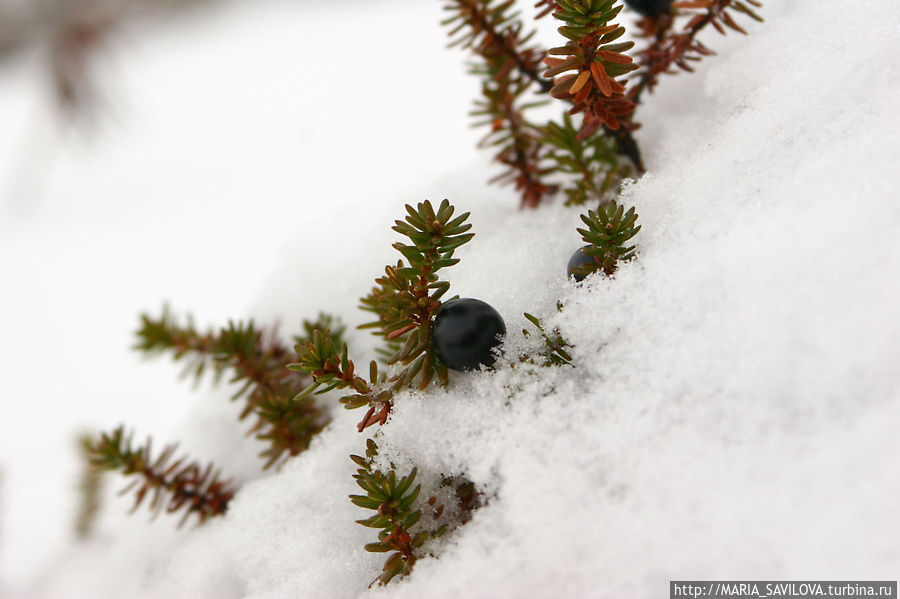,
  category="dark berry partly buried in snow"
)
[624,0,672,17]
[432,298,506,371]
[567,246,597,282]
